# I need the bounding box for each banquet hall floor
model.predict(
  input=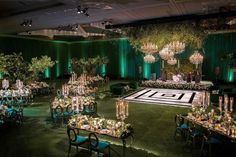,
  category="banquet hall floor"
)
[0,80,235,157]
